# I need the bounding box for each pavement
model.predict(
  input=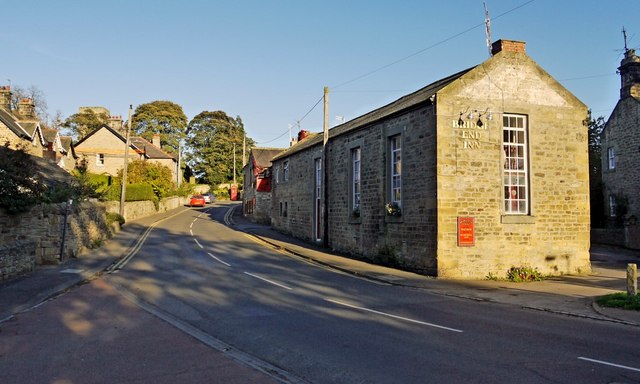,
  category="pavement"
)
[1,203,639,380]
